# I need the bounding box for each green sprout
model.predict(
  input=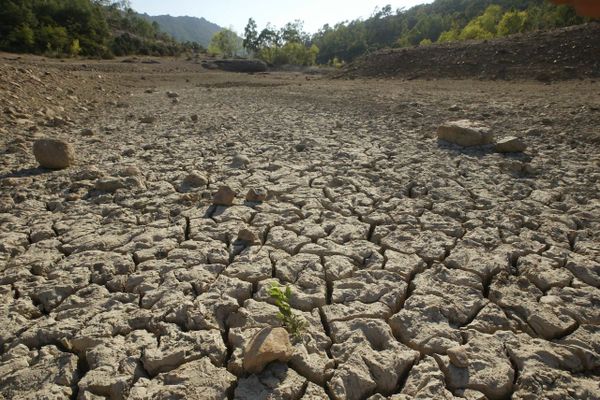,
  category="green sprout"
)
[268,282,306,339]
